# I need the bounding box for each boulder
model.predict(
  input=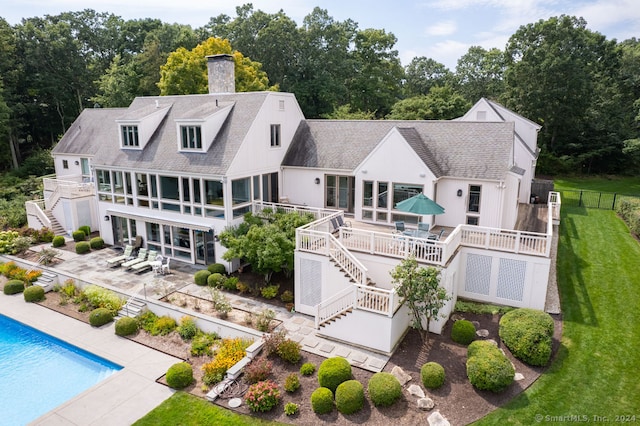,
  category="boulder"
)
[476,329,489,337]
[391,365,412,386]
[428,410,451,426]
[407,384,425,398]
[514,372,525,381]
[417,397,435,410]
